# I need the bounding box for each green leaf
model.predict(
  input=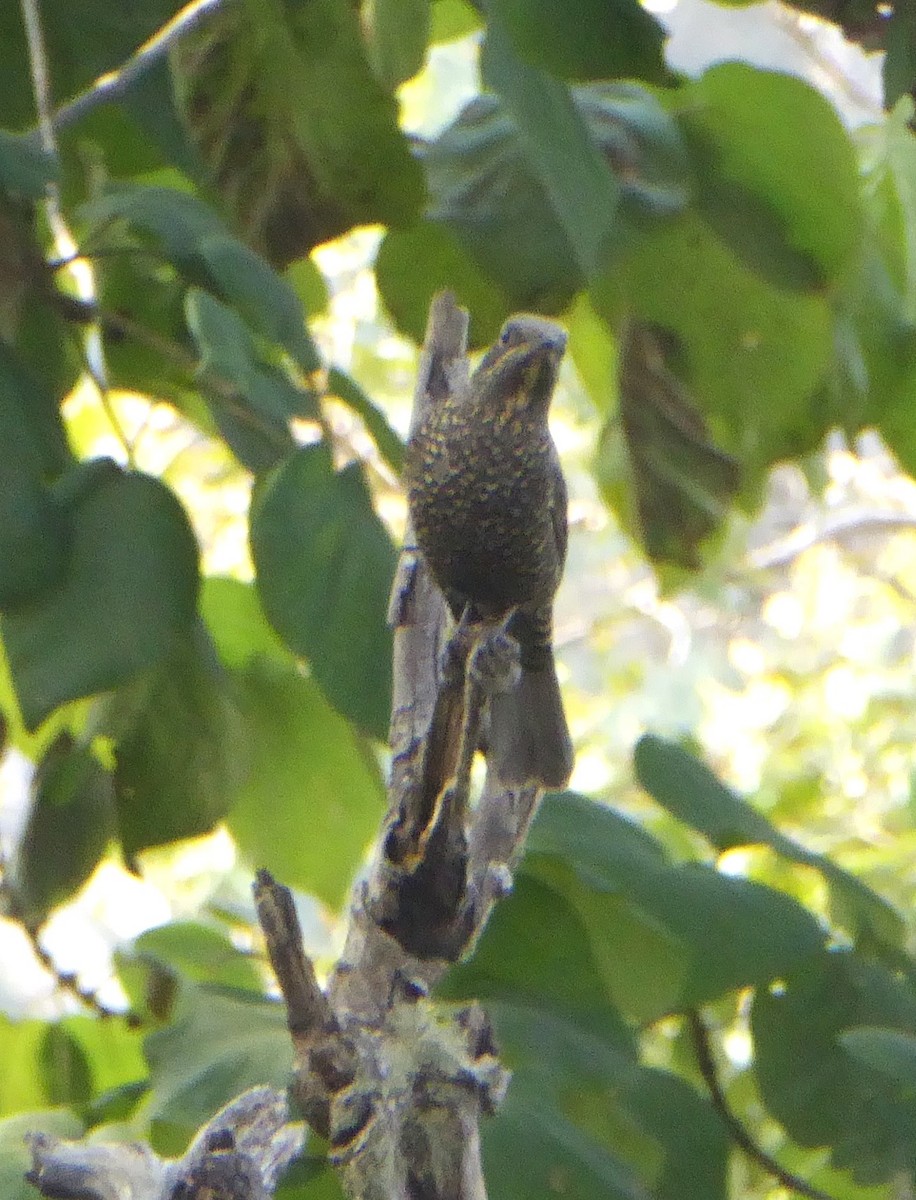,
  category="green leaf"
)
[132,922,264,992]
[752,951,916,1183]
[196,234,320,371]
[58,1015,147,1101]
[445,882,654,1199]
[0,467,72,611]
[0,338,71,479]
[327,367,404,474]
[84,188,320,374]
[250,446,395,739]
[484,0,667,83]
[376,220,508,346]
[0,0,187,129]
[618,1068,728,1200]
[366,0,430,89]
[145,983,292,1131]
[447,876,726,1199]
[430,0,480,42]
[840,1027,916,1089]
[0,131,57,199]
[38,1025,93,1108]
[111,630,248,859]
[634,735,907,954]
[171,0,424,266]
[484,1085,648,1200]
[607,321,740,569]
[606,209,833,492]
[444,873,637,1050]
[421,83,688,314]
[884,7,916,109]
[228,659,385,909]
[81,185,225,275]
[11,734,115,926]
[0,1020,57,1116]
[2,465,200,730]
[200,576,290,670]
[523,793,825,1018]
[184,289,298,470]
[481,24,620,281]
[674,63,864,291]
[635,734,784,851]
